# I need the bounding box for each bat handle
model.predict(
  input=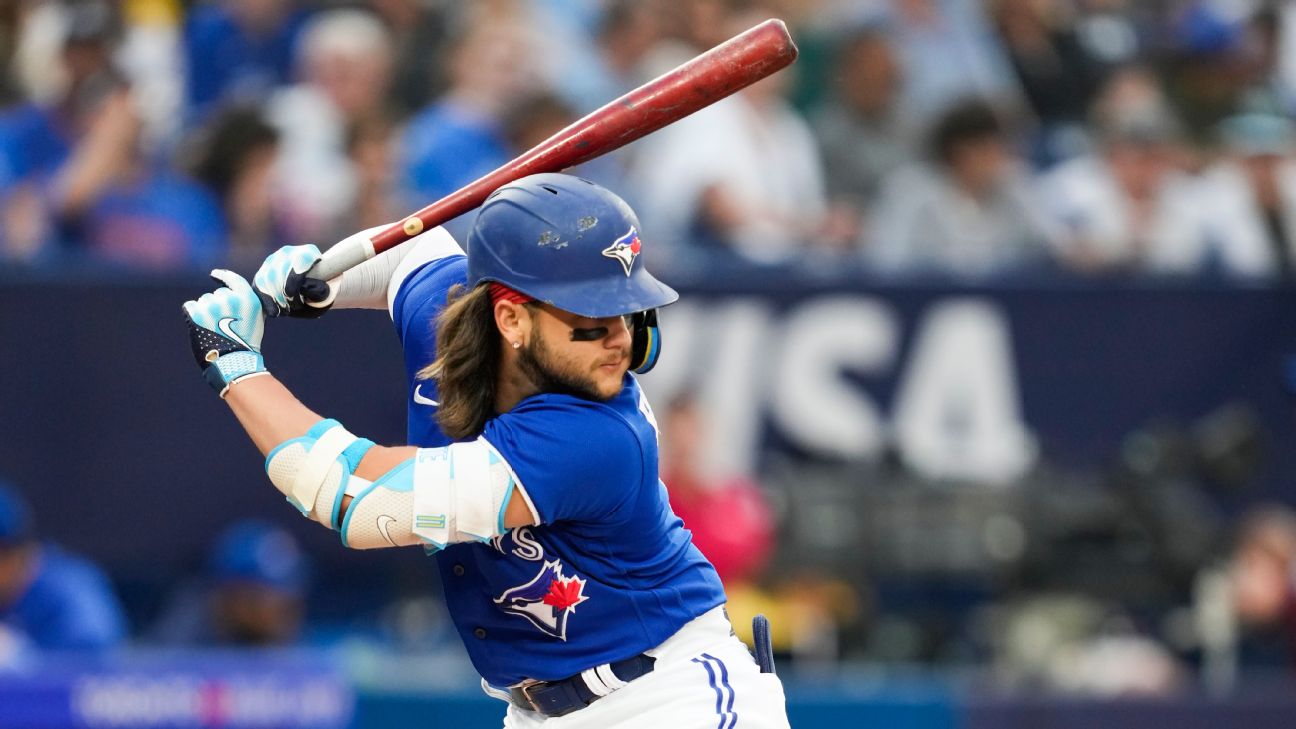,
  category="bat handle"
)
[288,230,379,310]
[306,231,378,283]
